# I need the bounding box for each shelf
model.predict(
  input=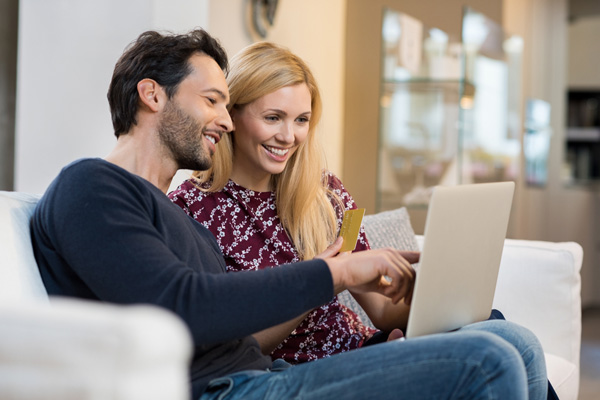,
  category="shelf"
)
[567,127,600,142]
[376,7,521,212]
[381,79,475,96]
[382,78,474,86]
